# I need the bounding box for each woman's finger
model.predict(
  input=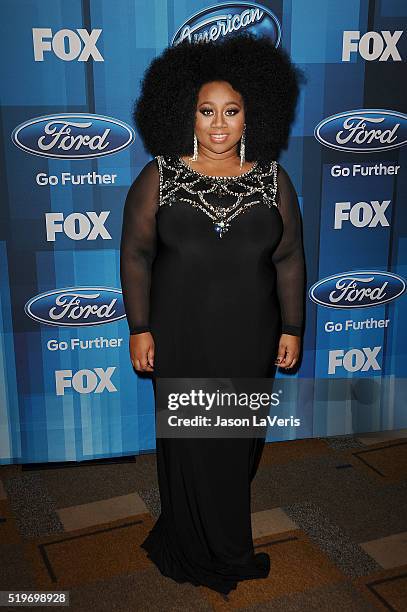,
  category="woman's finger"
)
[138,352,154,372]
[278,350,297,368]
[275,346,287,365]
[284,356,298,369]
[147,346,155,368]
